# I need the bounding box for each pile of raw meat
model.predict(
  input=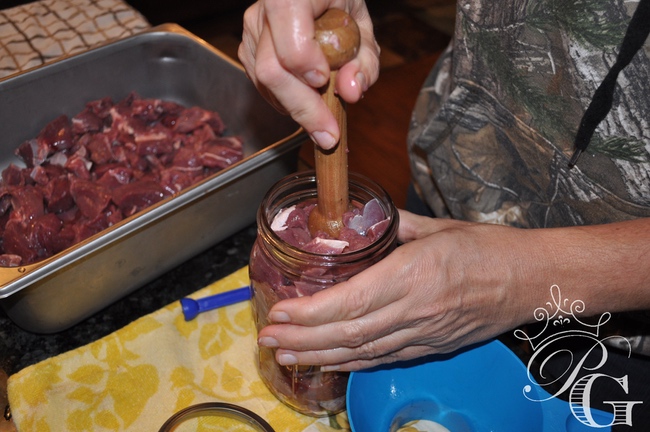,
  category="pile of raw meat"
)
[255,198,392,299]
[271,198,390,254]
[0,92,243,267]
